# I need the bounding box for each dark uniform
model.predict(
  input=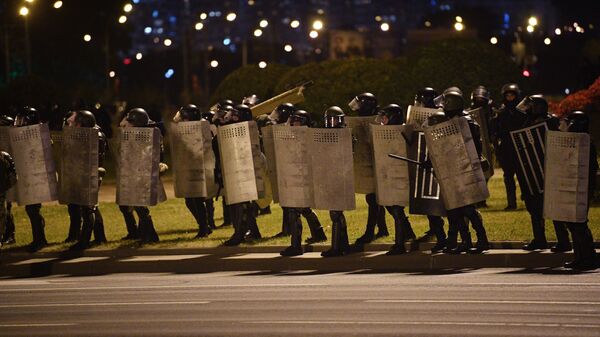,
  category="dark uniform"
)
[0,115,16,245]
[0,151,17,254]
